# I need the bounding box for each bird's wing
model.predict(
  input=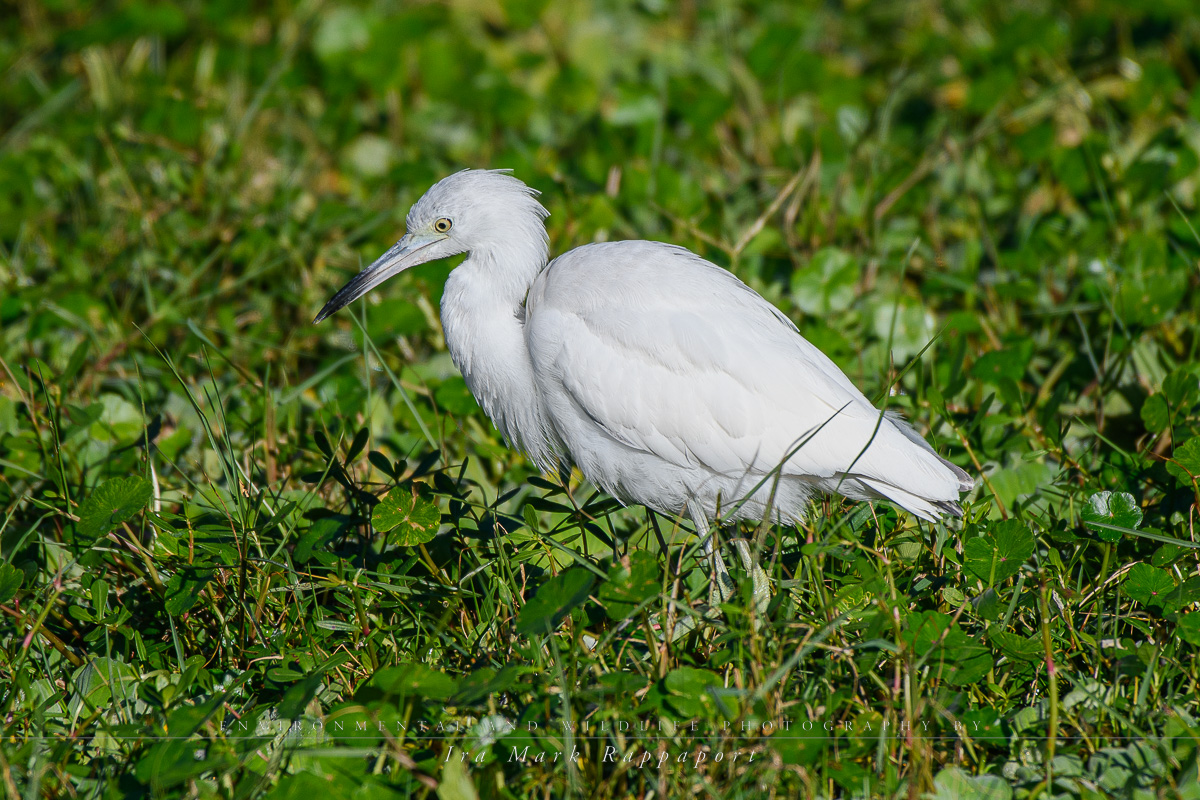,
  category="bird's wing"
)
[525,241,964,501]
